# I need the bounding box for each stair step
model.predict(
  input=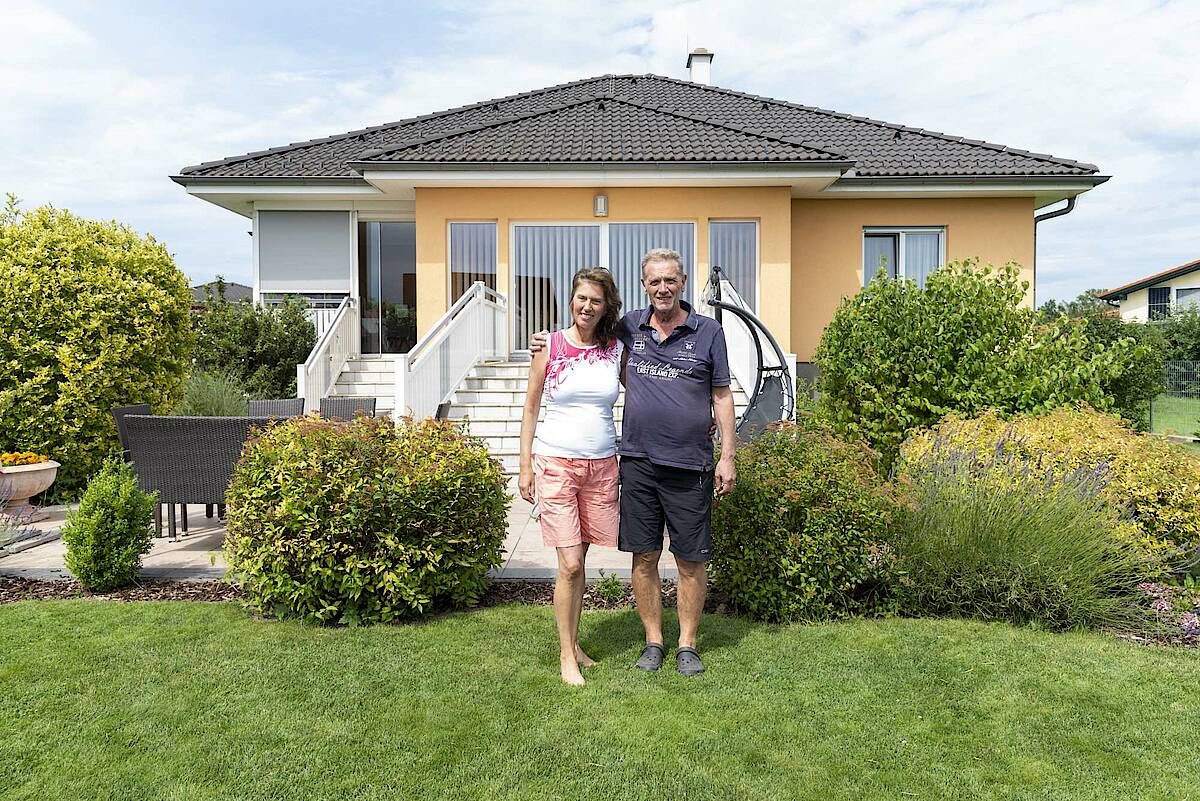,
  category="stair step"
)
[333,383,393,396]
[338,371,395,383]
